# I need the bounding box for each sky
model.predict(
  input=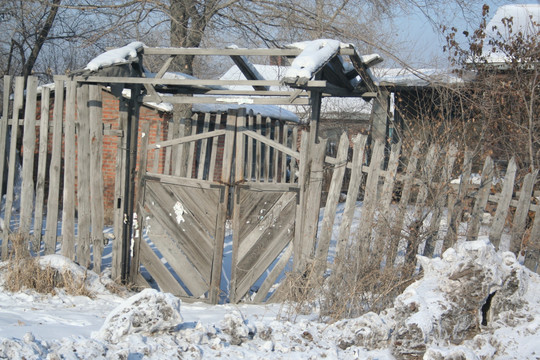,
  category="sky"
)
[391,1,537,68]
